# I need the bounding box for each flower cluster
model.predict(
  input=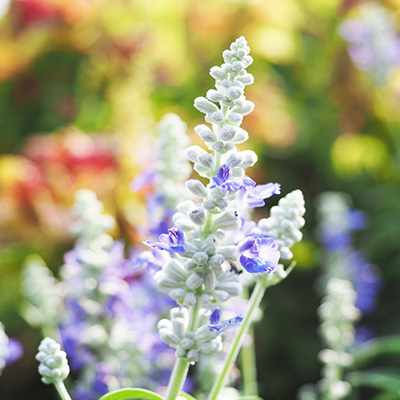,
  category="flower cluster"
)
[339,3,400,85]
[316,192,381,316]
[0,322,22,377]
[144,37,305,367]
[36,337,70,385]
